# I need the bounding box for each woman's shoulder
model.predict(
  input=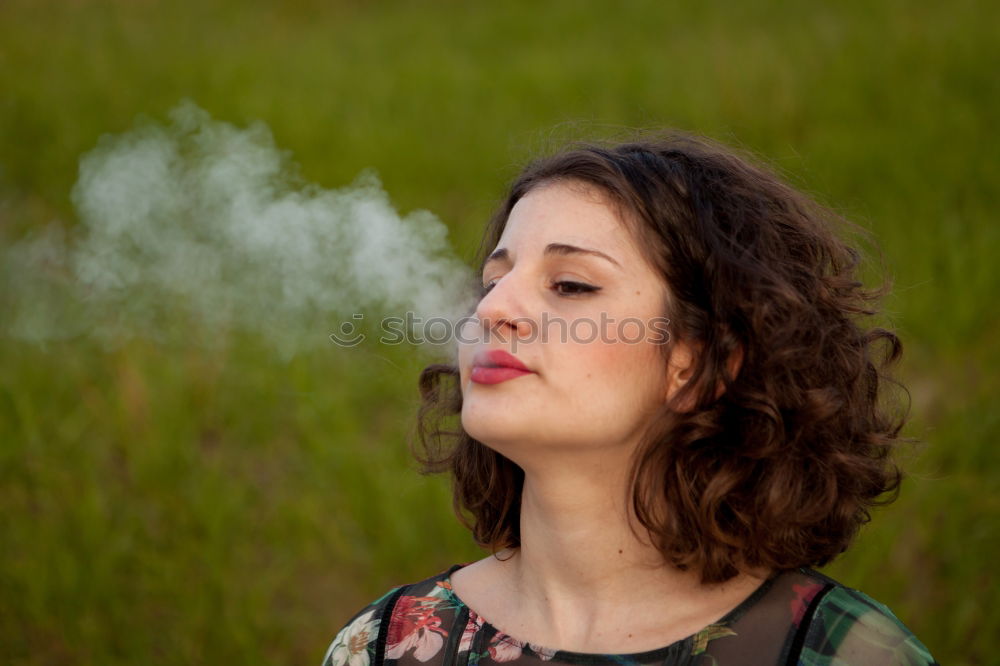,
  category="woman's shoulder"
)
[321,585,399,666]
[790,569,938,666]
[321,566,461,666]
